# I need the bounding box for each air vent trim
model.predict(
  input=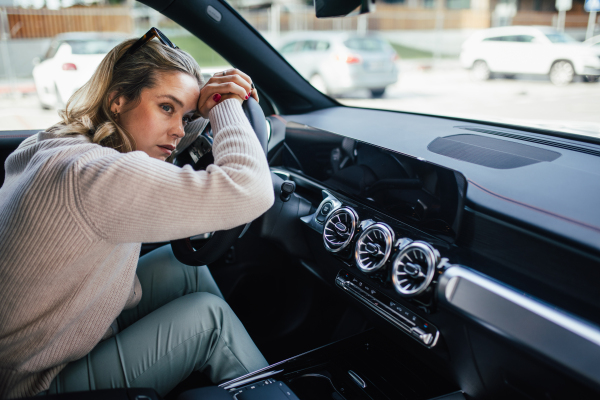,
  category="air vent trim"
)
[392,241,439,297]
[355,223,395,273]
[323,207,359,253]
